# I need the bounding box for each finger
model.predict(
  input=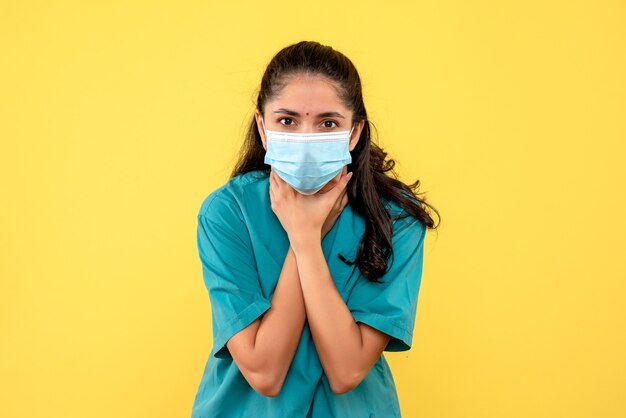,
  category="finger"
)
[336,187,347,207]
[336,185,347,206]
[333,189,343,209]
[272,169,284,185]
[270,168,278,189]
[330,171,353,198]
